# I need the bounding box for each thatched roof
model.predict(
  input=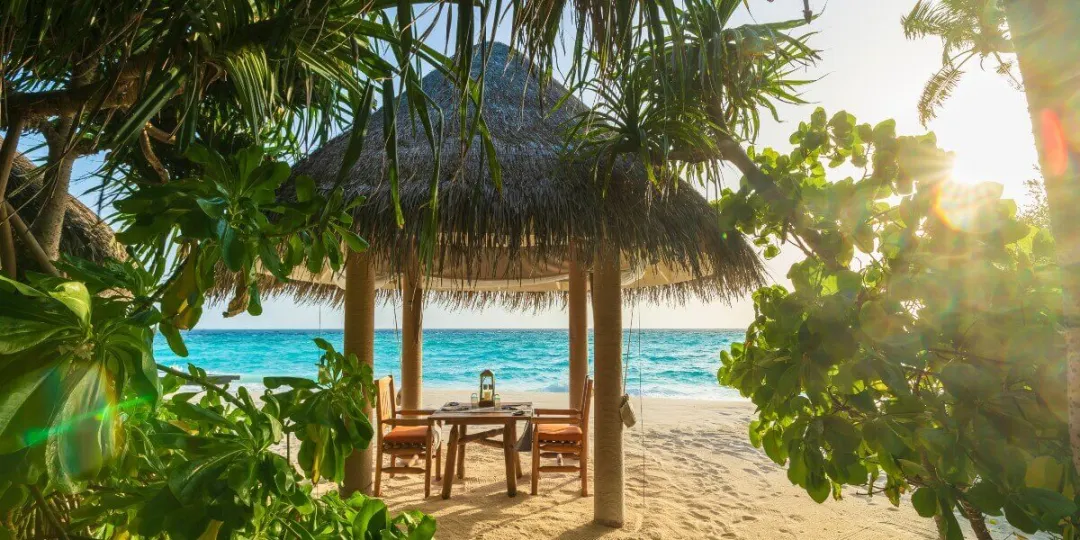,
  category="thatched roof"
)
[4,145,125,269]
[256,42,765,309]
